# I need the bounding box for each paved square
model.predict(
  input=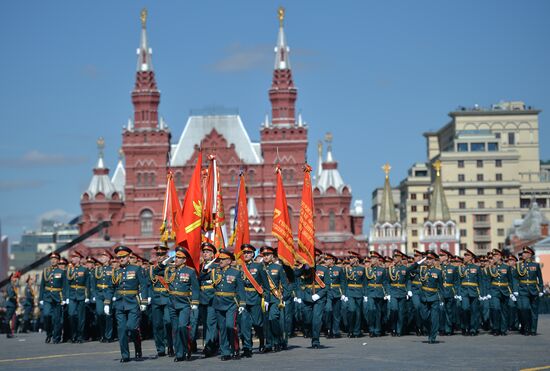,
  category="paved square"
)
[1,315,549,370]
